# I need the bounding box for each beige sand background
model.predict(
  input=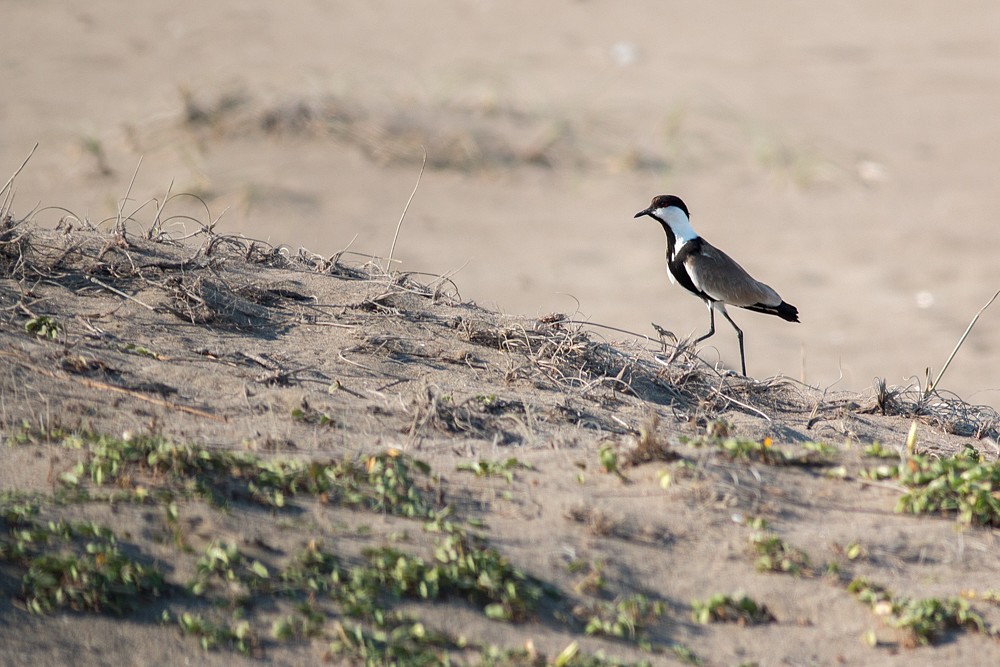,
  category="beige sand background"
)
[3,4,1000,663]
[3,0,1000,407]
